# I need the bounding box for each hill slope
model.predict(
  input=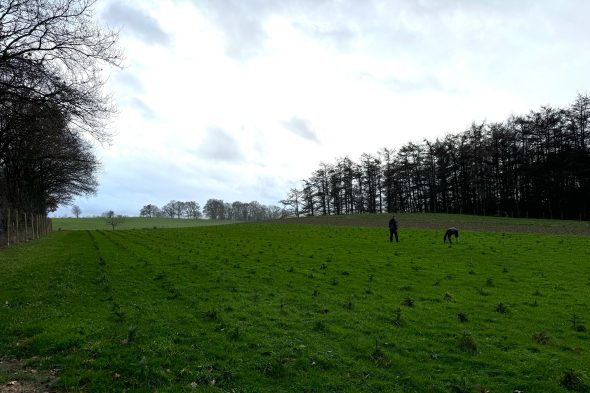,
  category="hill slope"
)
[1,220,589,392]
[278,213,590,236]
